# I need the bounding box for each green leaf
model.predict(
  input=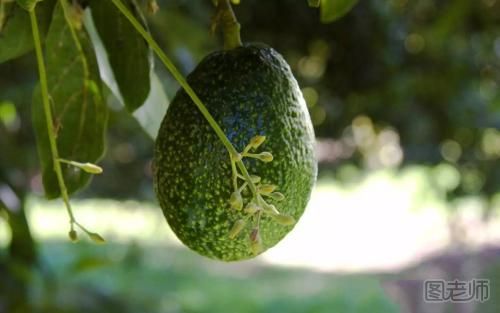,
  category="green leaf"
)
[320,0,359,23]
[83,10,168,138]
[0,0,56,63]
[89,0,151,112]
[32,2,108,199]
